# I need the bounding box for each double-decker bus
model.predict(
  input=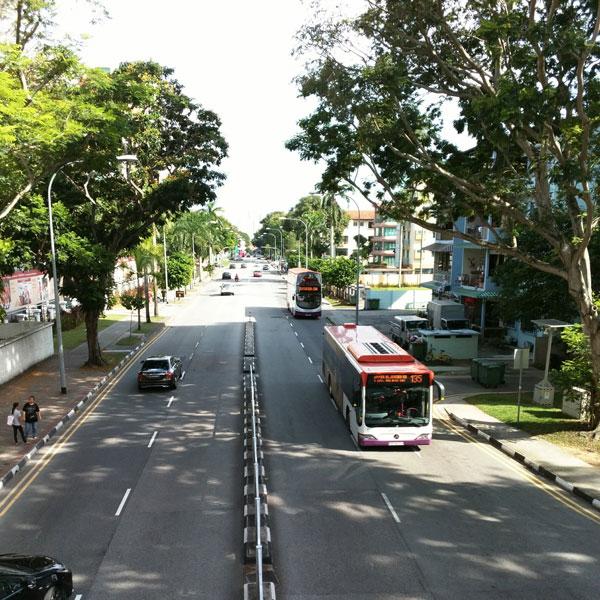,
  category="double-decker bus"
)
[323,324,445,447]
[285,268,322,317]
